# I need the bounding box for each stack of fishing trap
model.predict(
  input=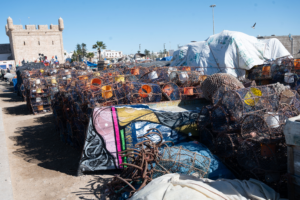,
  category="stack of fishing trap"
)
[21,70,52,114]
[197,83,300,194]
